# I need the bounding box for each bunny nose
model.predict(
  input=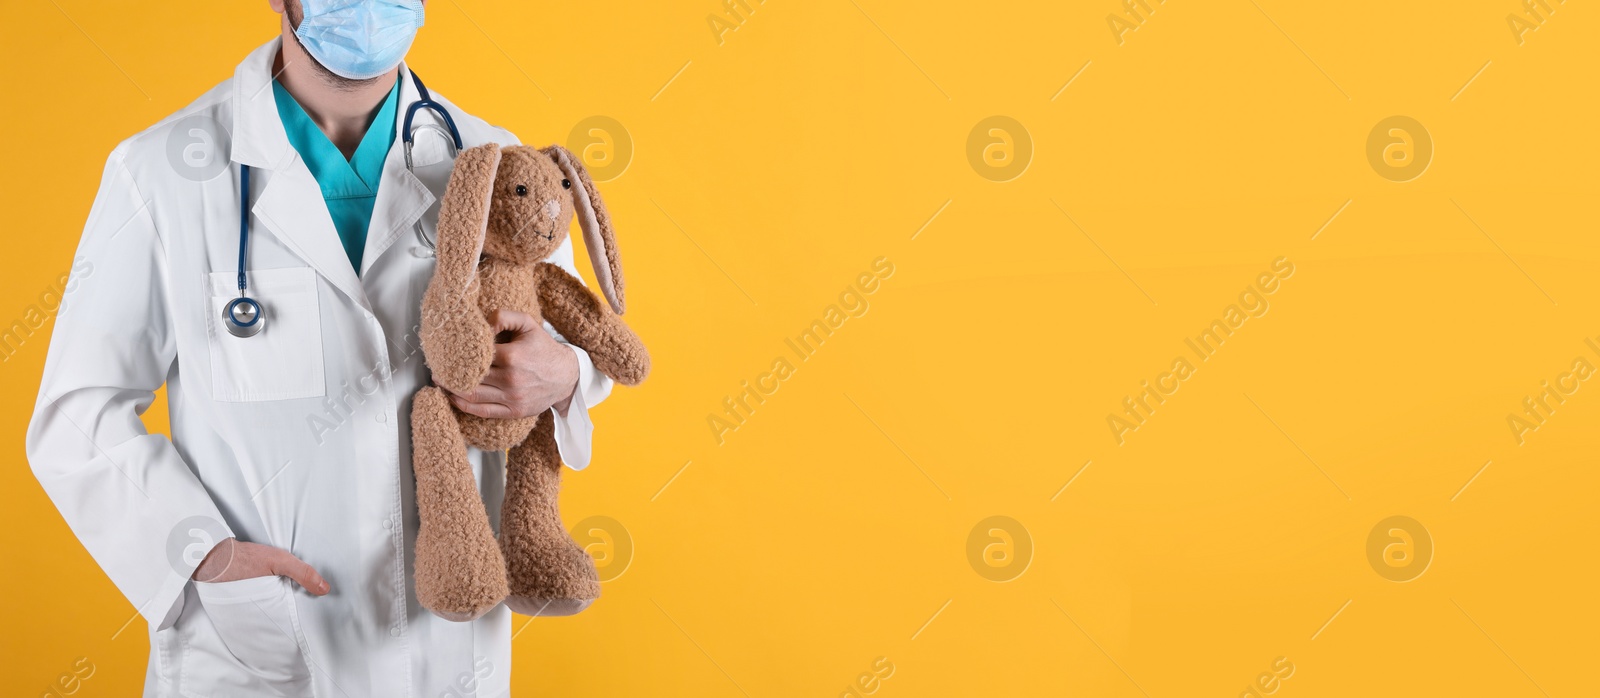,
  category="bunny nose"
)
[544,199,562,221]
